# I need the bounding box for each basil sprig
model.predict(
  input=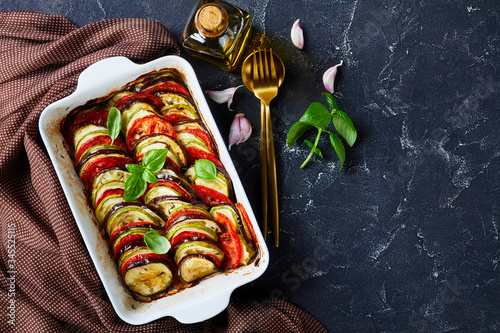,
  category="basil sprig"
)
[107,107,121,144]
[144,230,171,254]
[124,149,168,202]
[287,93,357,169]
